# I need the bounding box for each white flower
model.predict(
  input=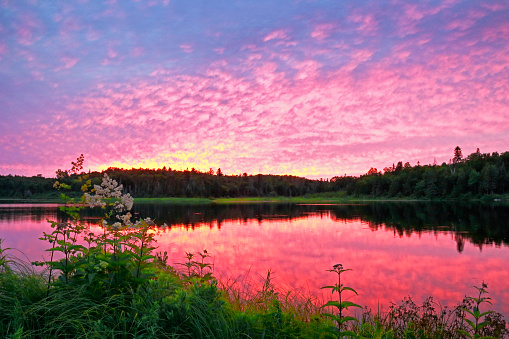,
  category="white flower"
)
[117,212,132,226]
[84,193,106,208]
[121,193,134,211]
[93,174,123,199]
